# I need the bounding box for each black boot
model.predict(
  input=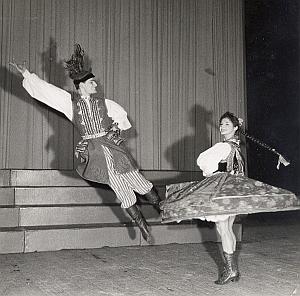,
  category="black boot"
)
[215,251,240,285]
[144,187,162,213]
[126,204,152,243]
